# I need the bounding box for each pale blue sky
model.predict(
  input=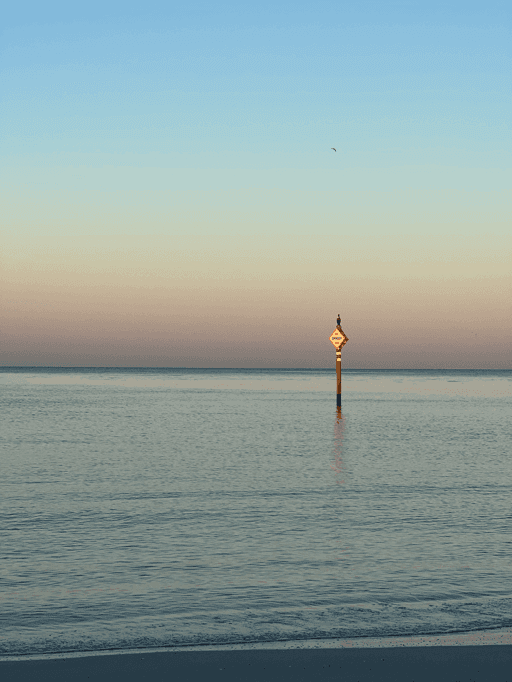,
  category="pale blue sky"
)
[3,1,509,172]
[2,1,510,239]
[1,1,510,367]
